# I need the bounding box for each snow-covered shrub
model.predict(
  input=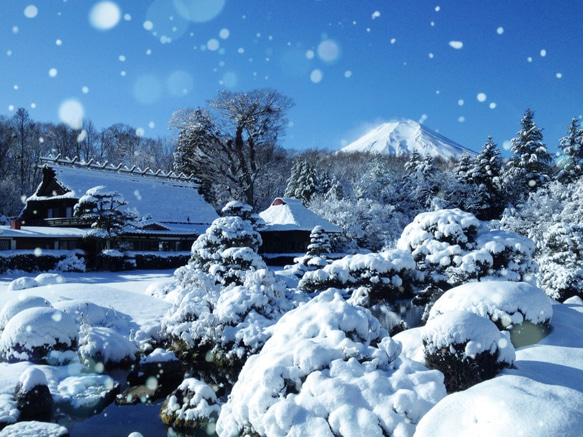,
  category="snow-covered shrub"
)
[428,281,552,346]
[7,276,38,291]
[216,290,446,437]
[14,367,53,422]
[537,222,583,301]
[422,311,515,393]
[159,378,220,433]
[78,326,139,369]
[0,307,78,363]
[397,208,536,291]
[299,249,418,306]
[55,253,86,272]
[0,295,52,330]
[162,267,294,370]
